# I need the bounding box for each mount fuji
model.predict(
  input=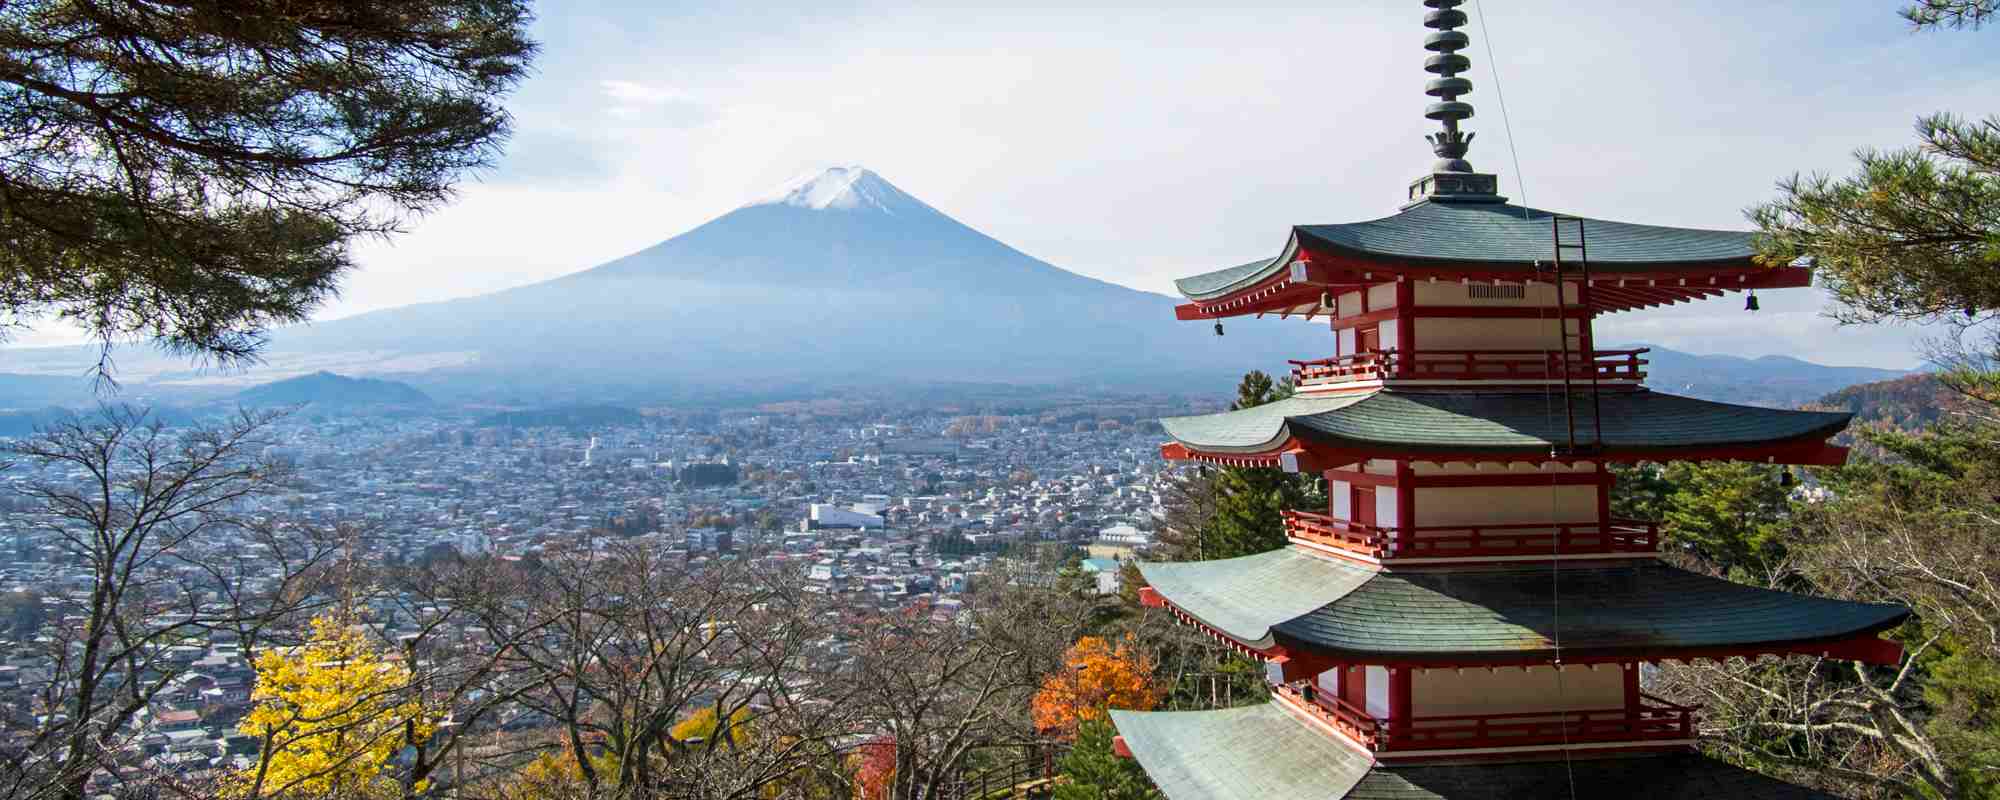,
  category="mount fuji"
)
[233,167,1325,399]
